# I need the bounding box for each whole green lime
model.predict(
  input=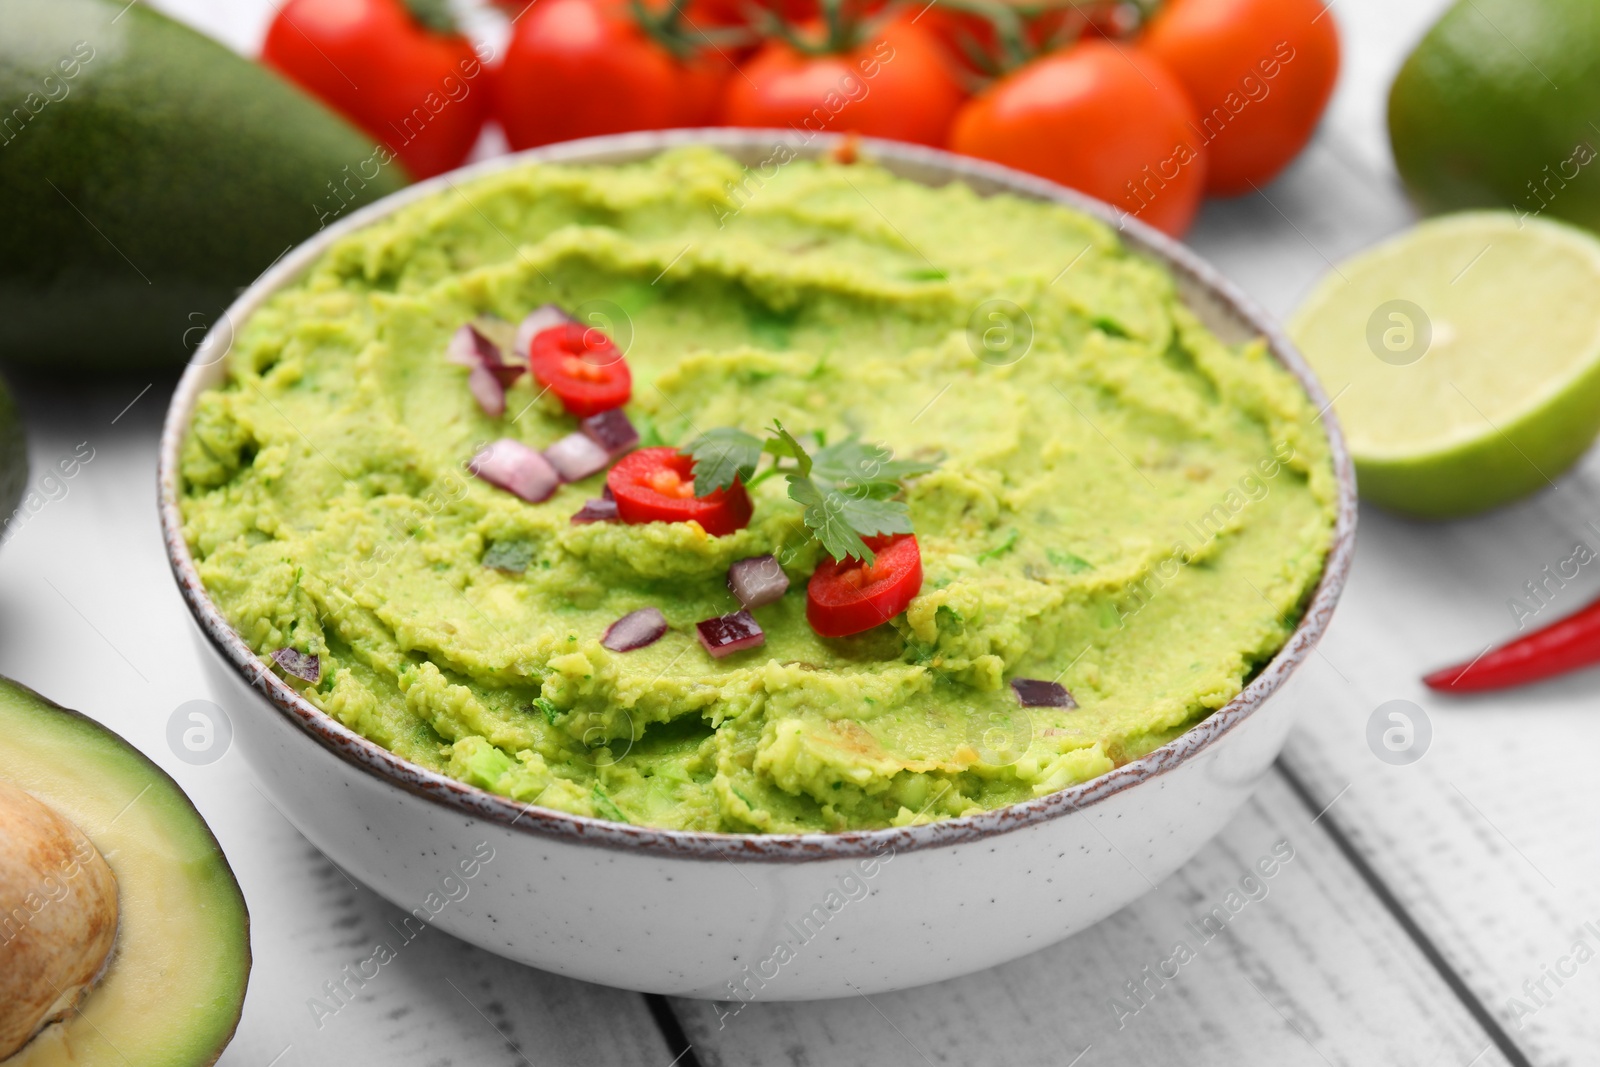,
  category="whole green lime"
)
[1389,0,1600,231]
